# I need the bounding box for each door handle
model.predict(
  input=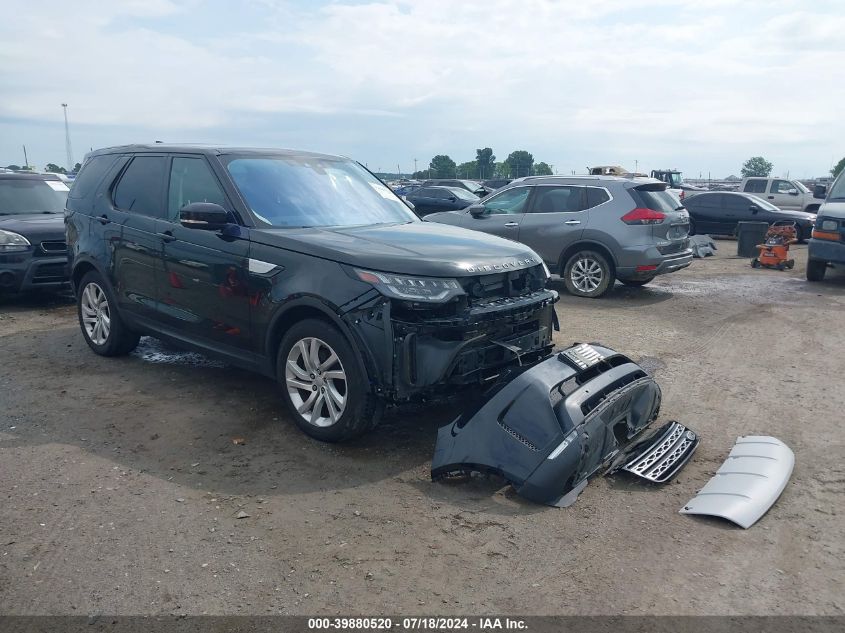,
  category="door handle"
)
[504,222,519,227]
[158,231,175,243]
[767,196,774,199]
[564,220,581,225]
[97,214,110,225]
